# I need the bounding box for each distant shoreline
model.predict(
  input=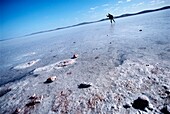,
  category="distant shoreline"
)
[1,5,170,42]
